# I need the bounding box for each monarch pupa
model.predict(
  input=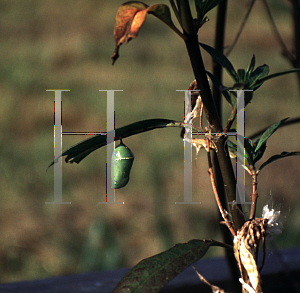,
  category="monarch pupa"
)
[111,141,134,189]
